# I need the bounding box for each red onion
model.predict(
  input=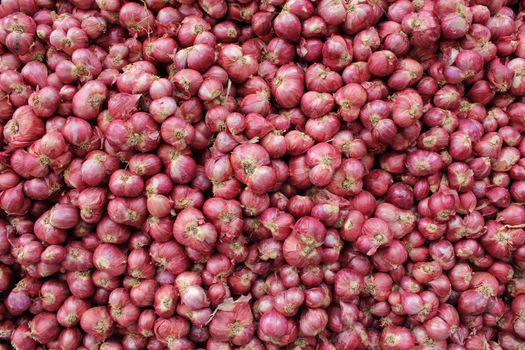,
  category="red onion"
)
[299,308,328,337]
[381,326,415,349]
[93,243,126,277]
[257,309,294,346]
[80,306,114,341]
[118,3,154,37]
[0,0,523,347]
[30,312,61,344]
[57,296,89,327]
[209,297,254,345]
